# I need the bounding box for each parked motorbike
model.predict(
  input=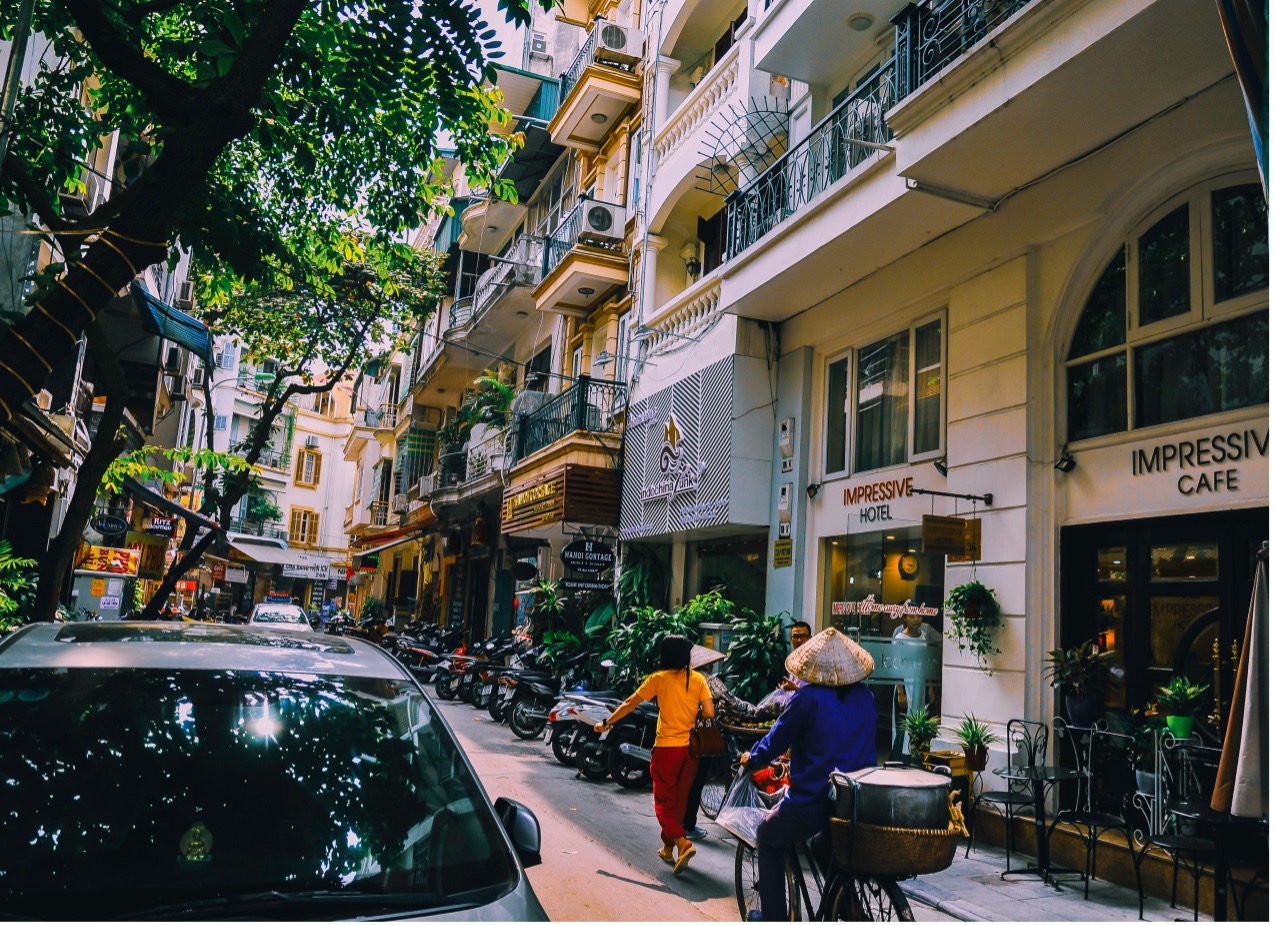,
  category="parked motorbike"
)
[545,692,620,767]
[504,651,600,739]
